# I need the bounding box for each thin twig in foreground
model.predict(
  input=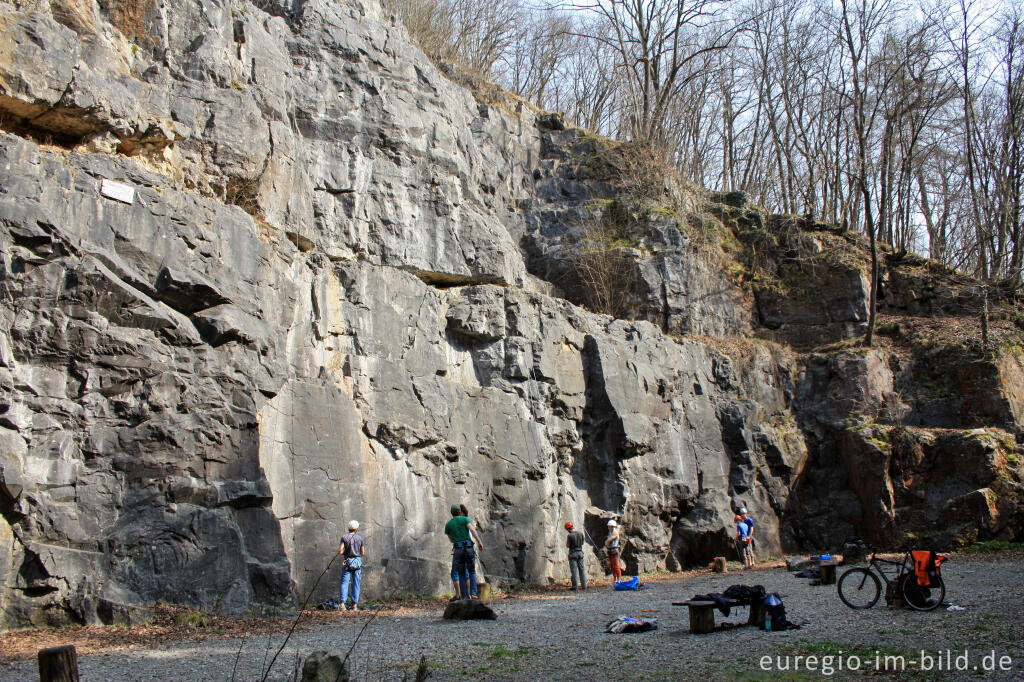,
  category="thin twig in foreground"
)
[260,553,339,682]
[229,634,245,682]
[339,610,380,673]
